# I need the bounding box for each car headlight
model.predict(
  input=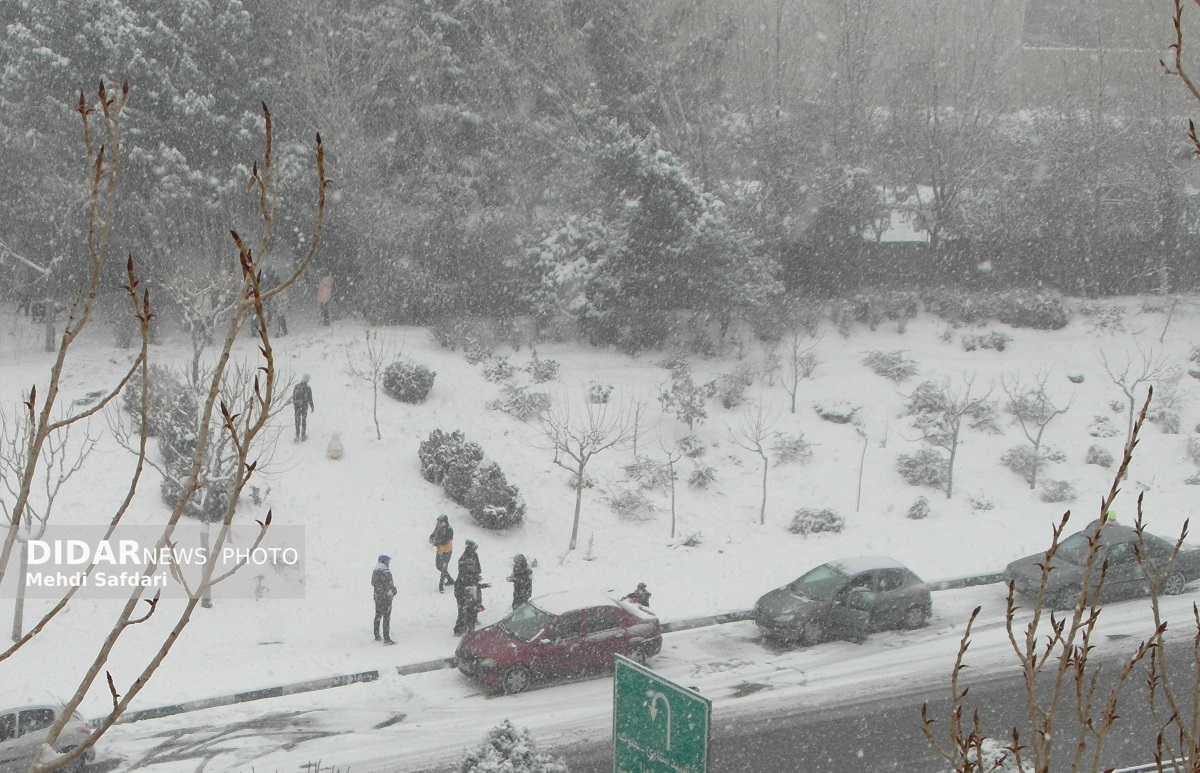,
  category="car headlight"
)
[480,658,497,669]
